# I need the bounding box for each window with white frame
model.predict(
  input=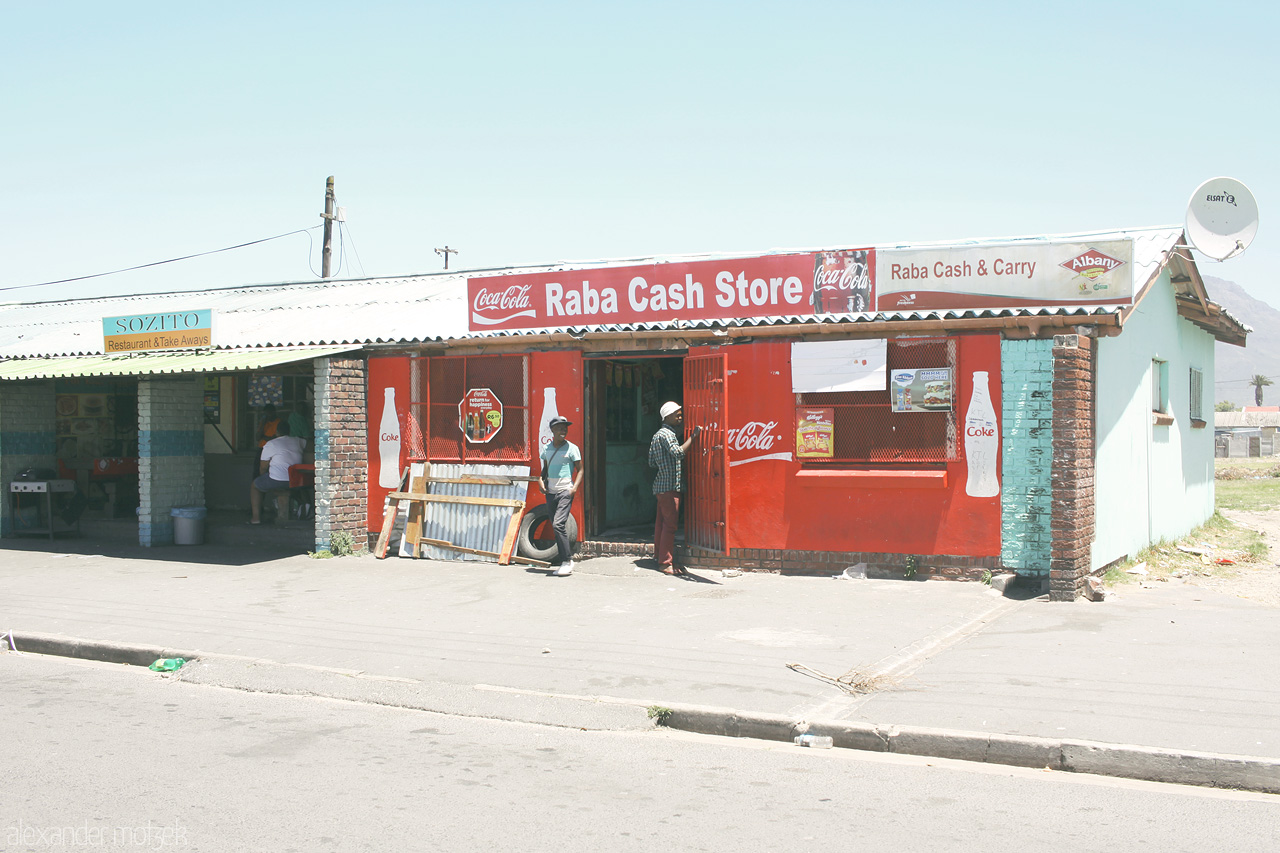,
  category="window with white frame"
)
[1189,367,1204,421]
[1151,359,1169,413]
